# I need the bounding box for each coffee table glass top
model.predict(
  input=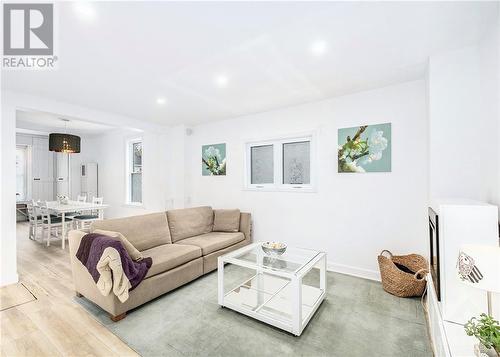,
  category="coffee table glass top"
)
[225,242,321,275]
